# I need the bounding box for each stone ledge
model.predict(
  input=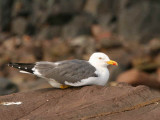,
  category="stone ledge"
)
[0,84,160,120]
